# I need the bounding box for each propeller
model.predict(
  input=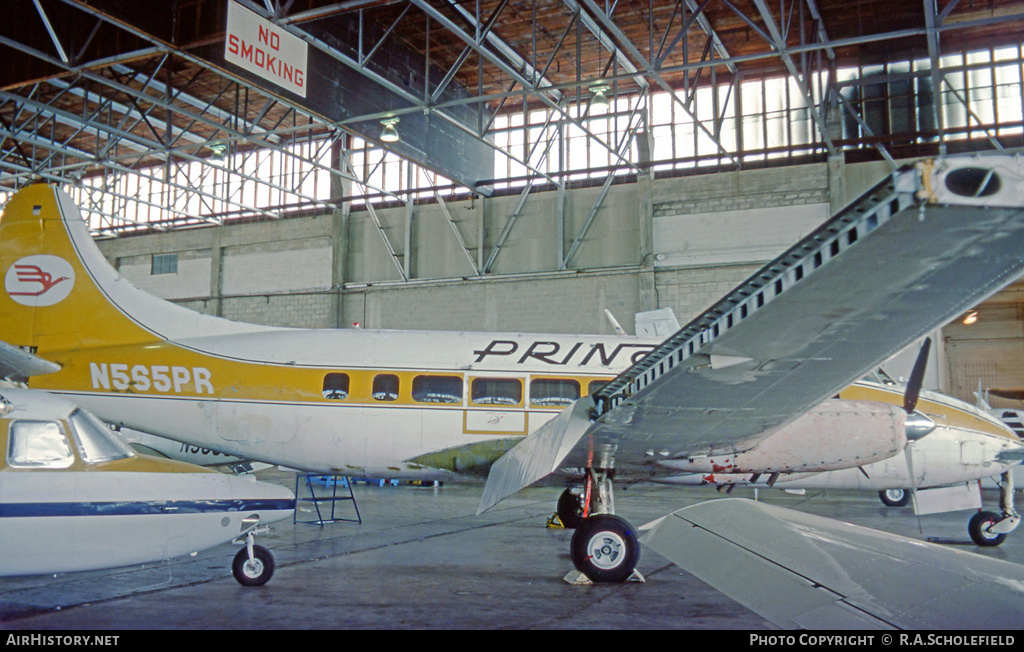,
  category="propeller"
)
[901,337,937,527]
